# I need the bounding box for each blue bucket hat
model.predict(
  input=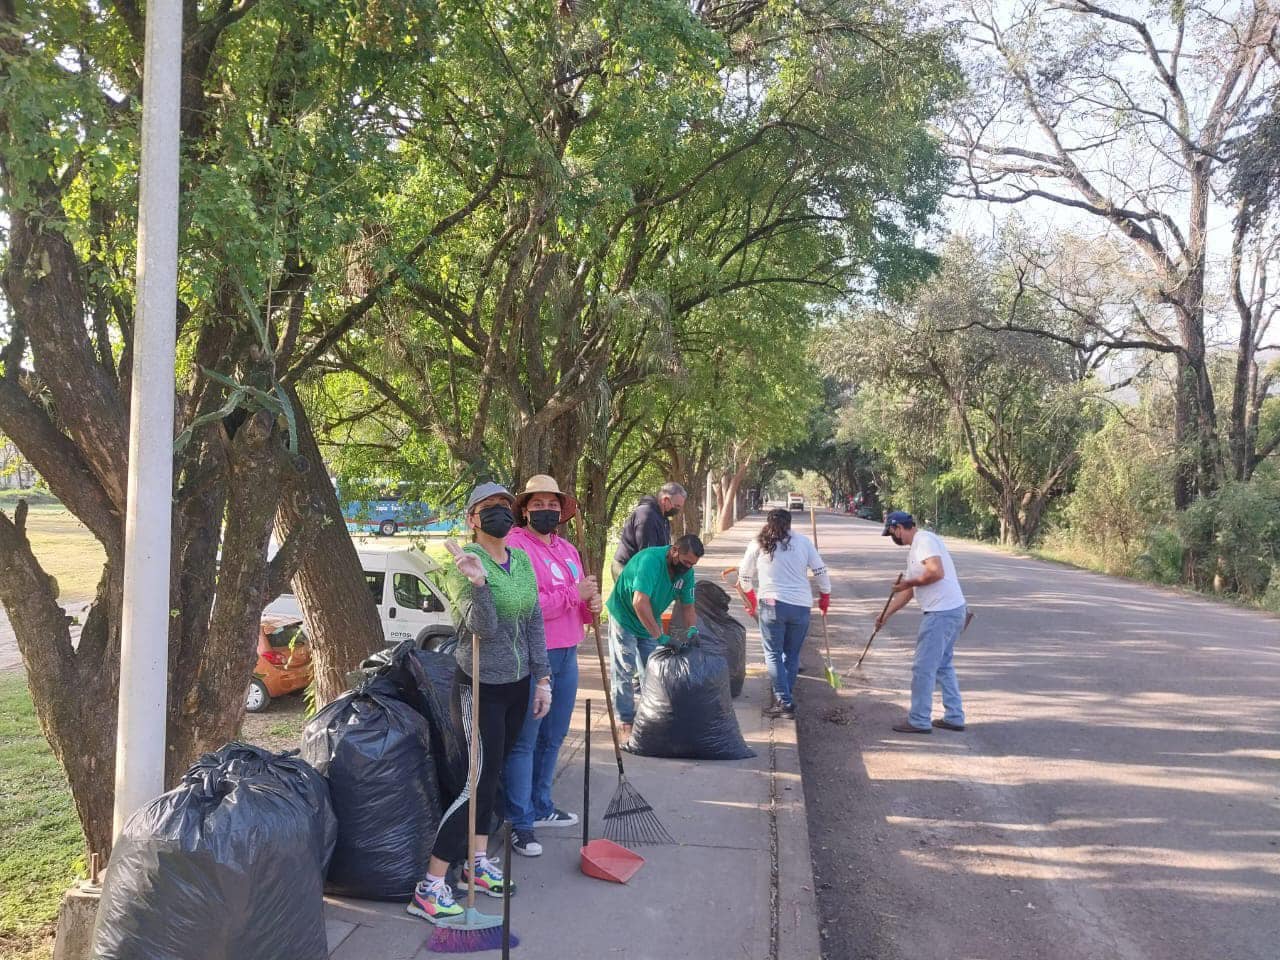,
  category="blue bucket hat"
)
[881,510,914,535]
